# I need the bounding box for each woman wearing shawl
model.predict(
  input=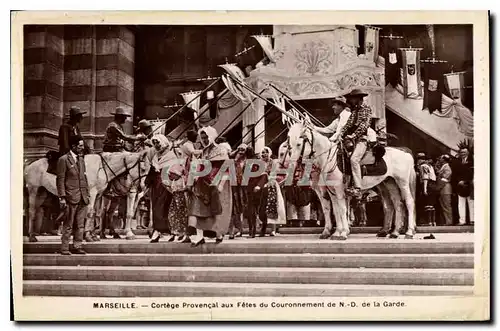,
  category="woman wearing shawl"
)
[227,143,248,239]
[147,134,176,243]
[257,146,286,236]
[187,126,232,246]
